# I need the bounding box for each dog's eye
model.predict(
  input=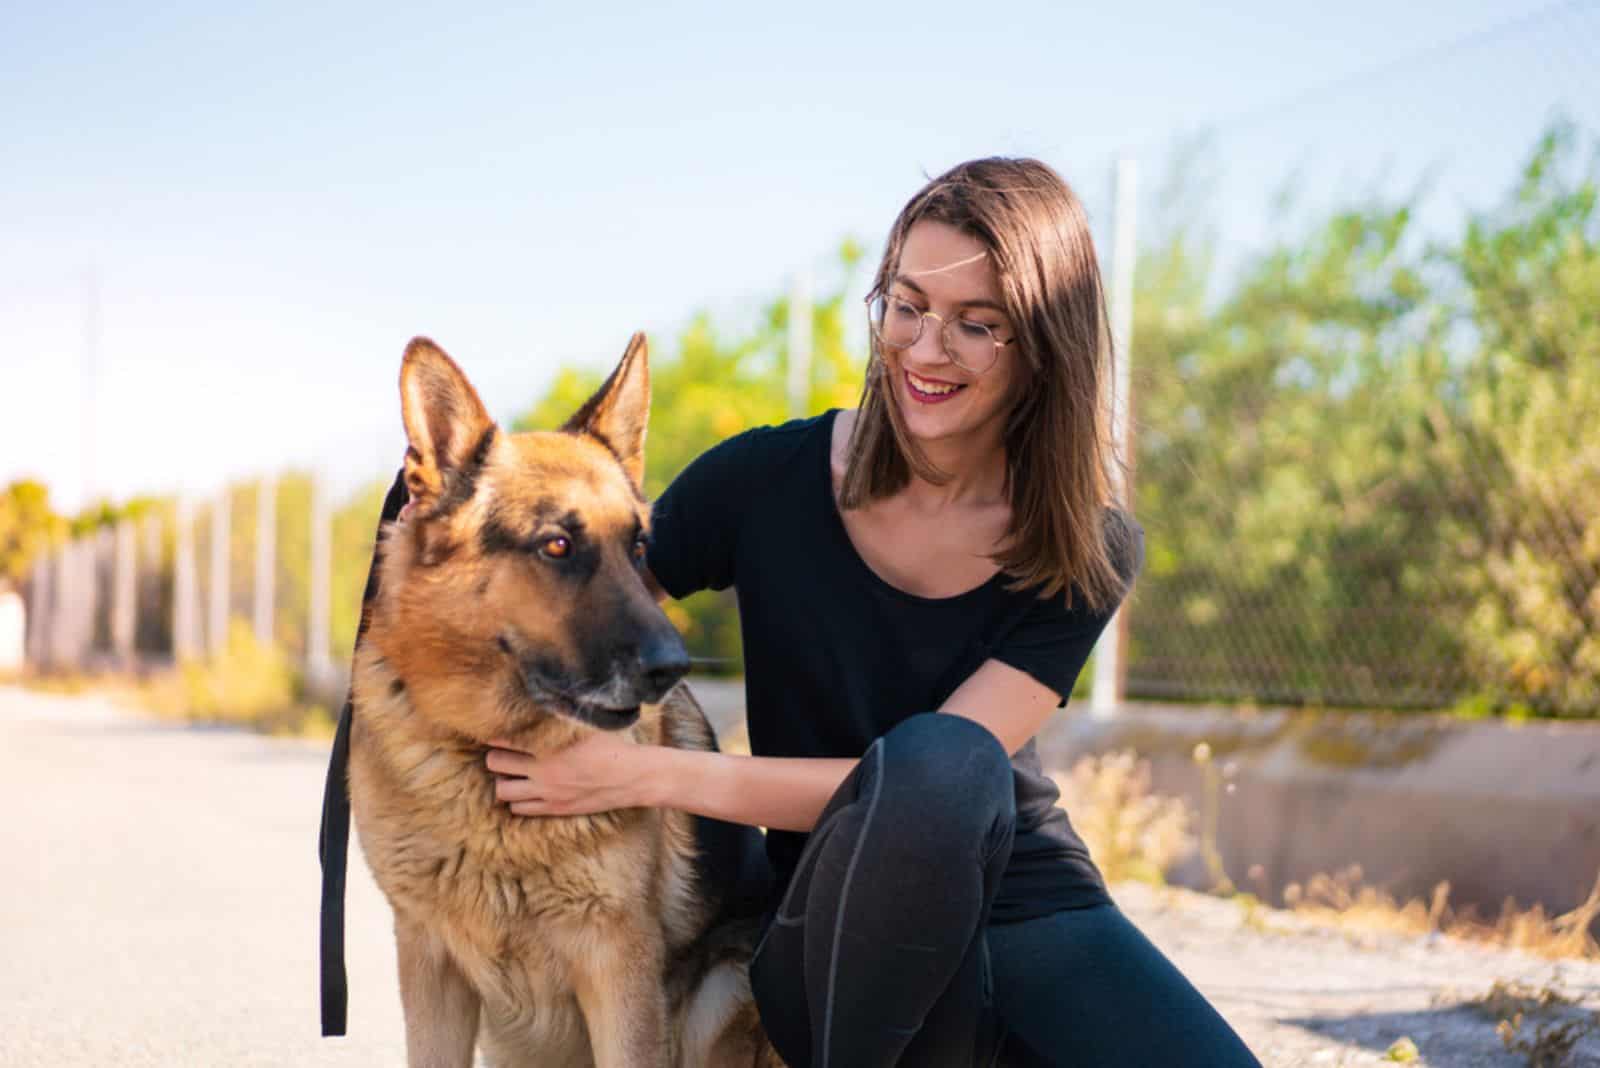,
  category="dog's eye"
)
[539,535,572,560]
[632,536,648,564]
